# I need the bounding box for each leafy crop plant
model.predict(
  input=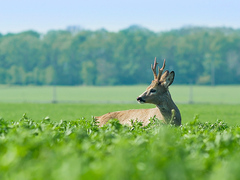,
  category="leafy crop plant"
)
[0,114,240,180]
